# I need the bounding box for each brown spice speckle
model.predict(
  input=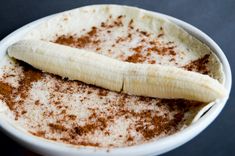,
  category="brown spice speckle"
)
[183,54,210,74]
